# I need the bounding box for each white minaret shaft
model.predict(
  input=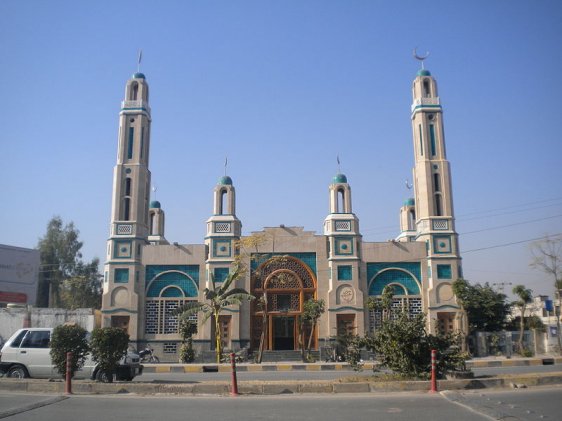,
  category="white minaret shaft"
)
[101,72,152,339]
